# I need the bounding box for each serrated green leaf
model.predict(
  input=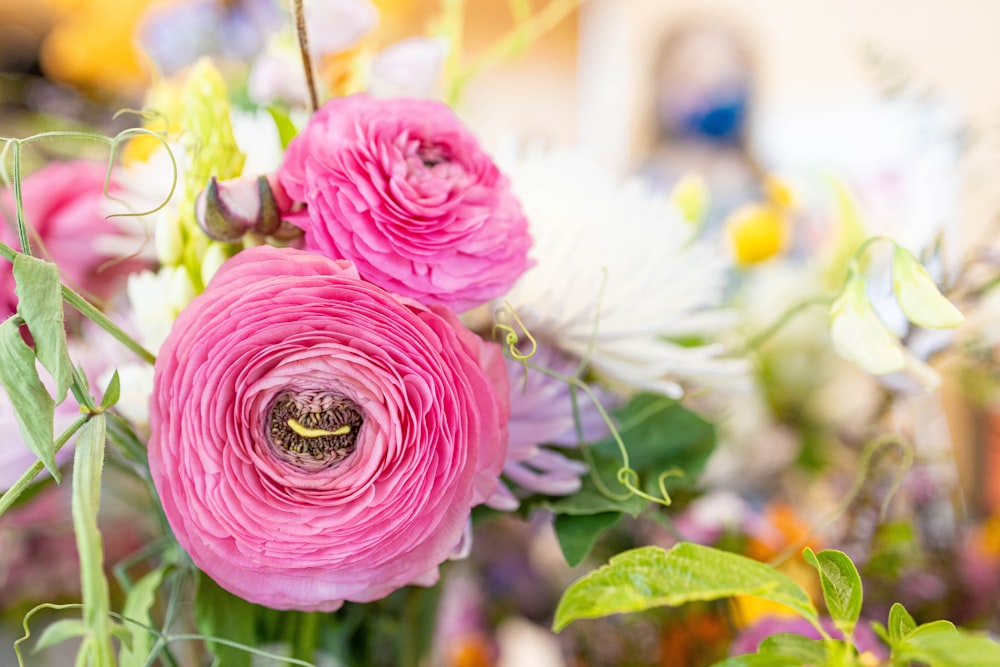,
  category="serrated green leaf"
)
[72,414,114,665]
[553,543,818,632]
[757,633,830,662]
[195,572,261,667]
[118,567,166,667]
[887,602,916,645]
[554,512,622,566]
[802,548,862,637]
[13,254,73,403]
[894,623,1000,667]
[33,619,85,653]
[99,370,120,412]
[0,316,58,481]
